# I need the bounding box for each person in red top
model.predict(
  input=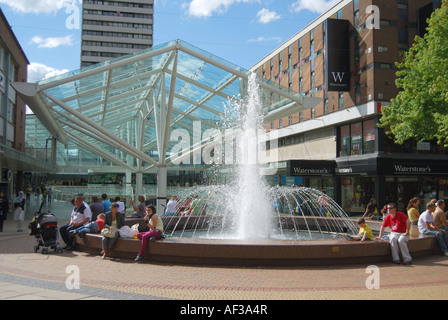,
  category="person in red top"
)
[374,203,412,265]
